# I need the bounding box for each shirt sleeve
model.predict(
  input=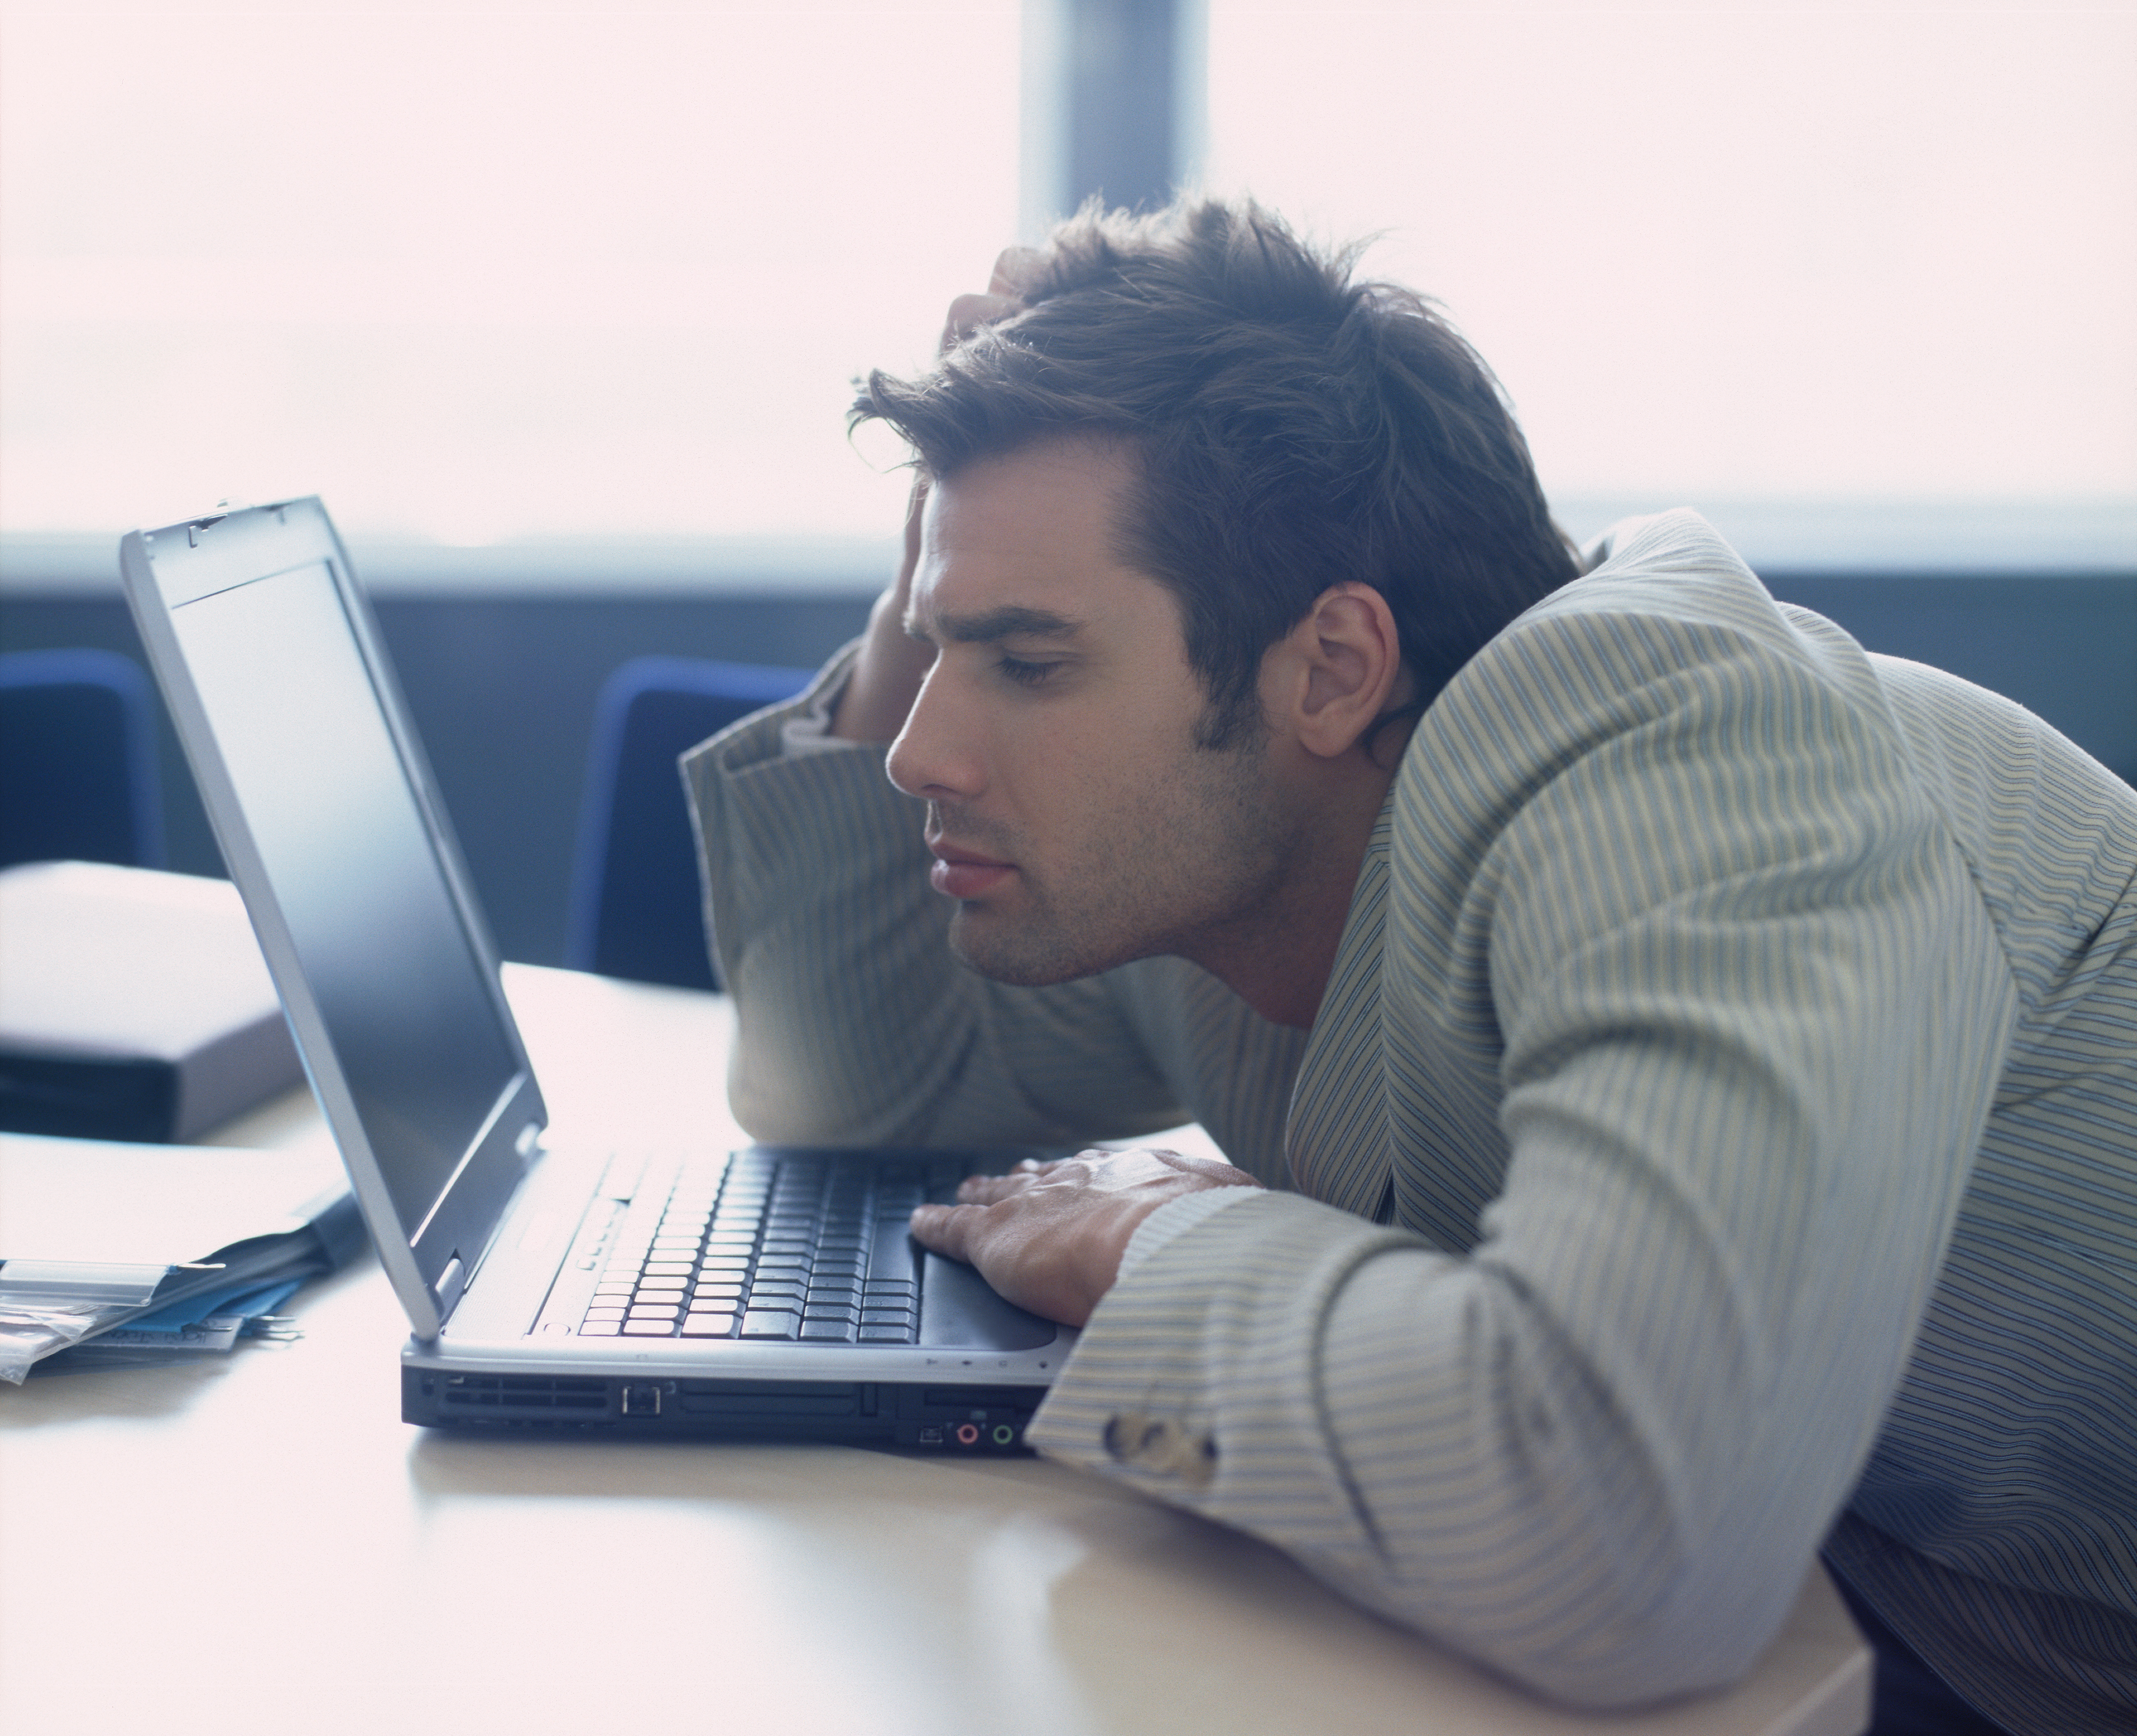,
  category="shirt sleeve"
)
[1030,585,2021,1711]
